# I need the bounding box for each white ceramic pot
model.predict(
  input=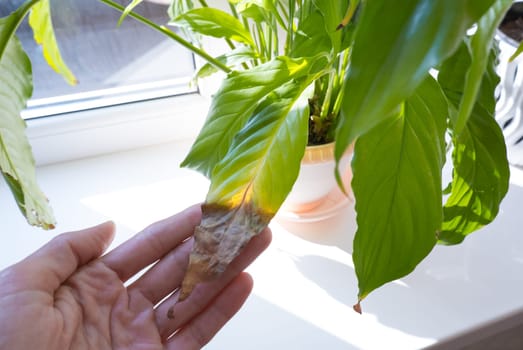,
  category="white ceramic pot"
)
[281,142,353,213]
